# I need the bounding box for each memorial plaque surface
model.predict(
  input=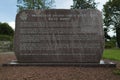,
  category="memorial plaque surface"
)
[14,9,104,63]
